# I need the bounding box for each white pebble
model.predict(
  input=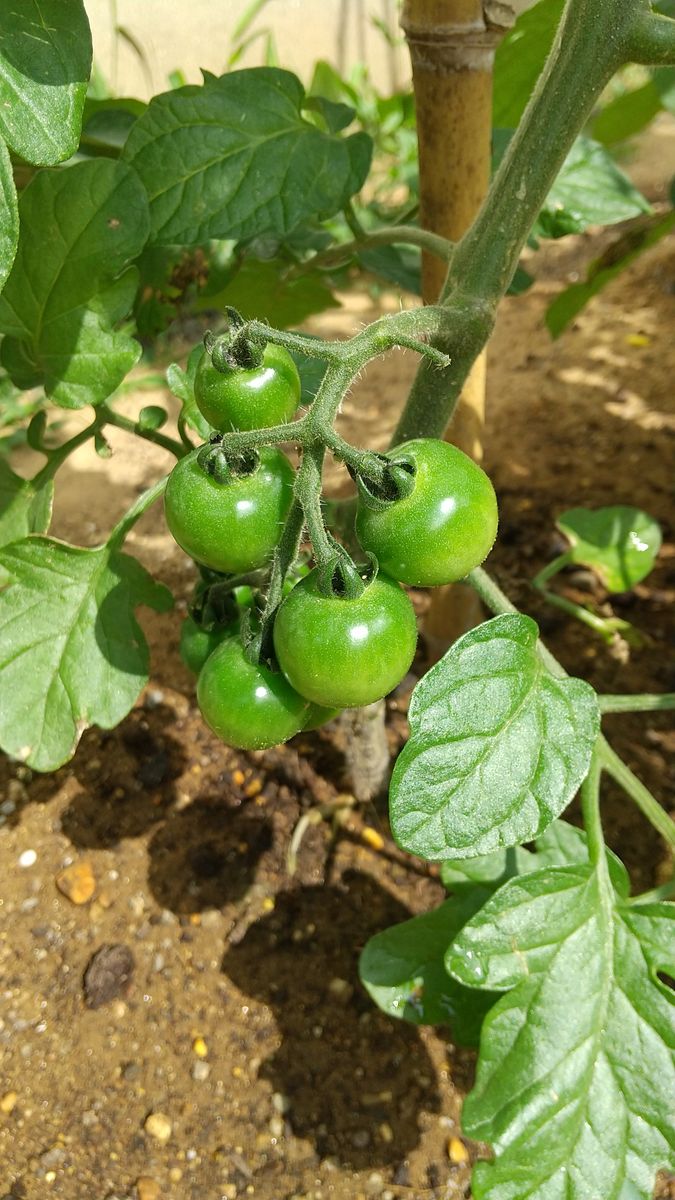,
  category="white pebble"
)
[18,849,37,868]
